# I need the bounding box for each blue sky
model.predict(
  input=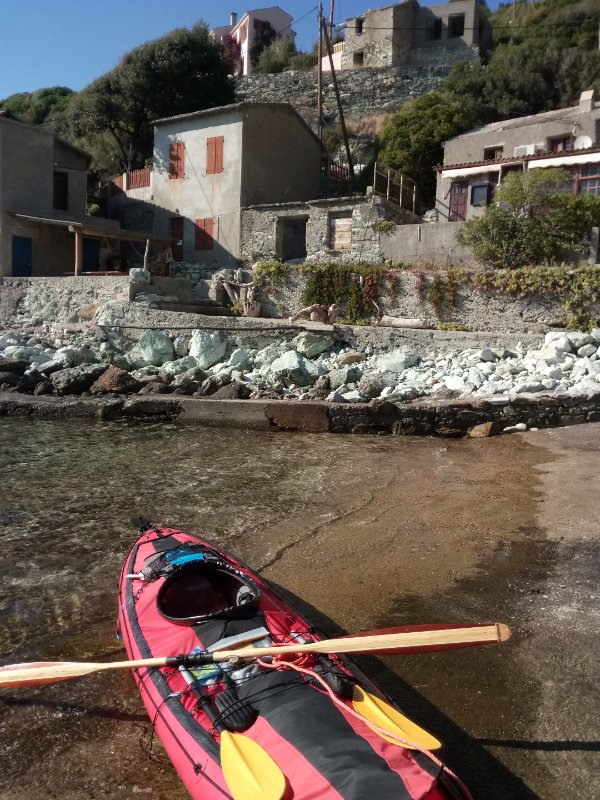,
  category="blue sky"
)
[0,0,507,99]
